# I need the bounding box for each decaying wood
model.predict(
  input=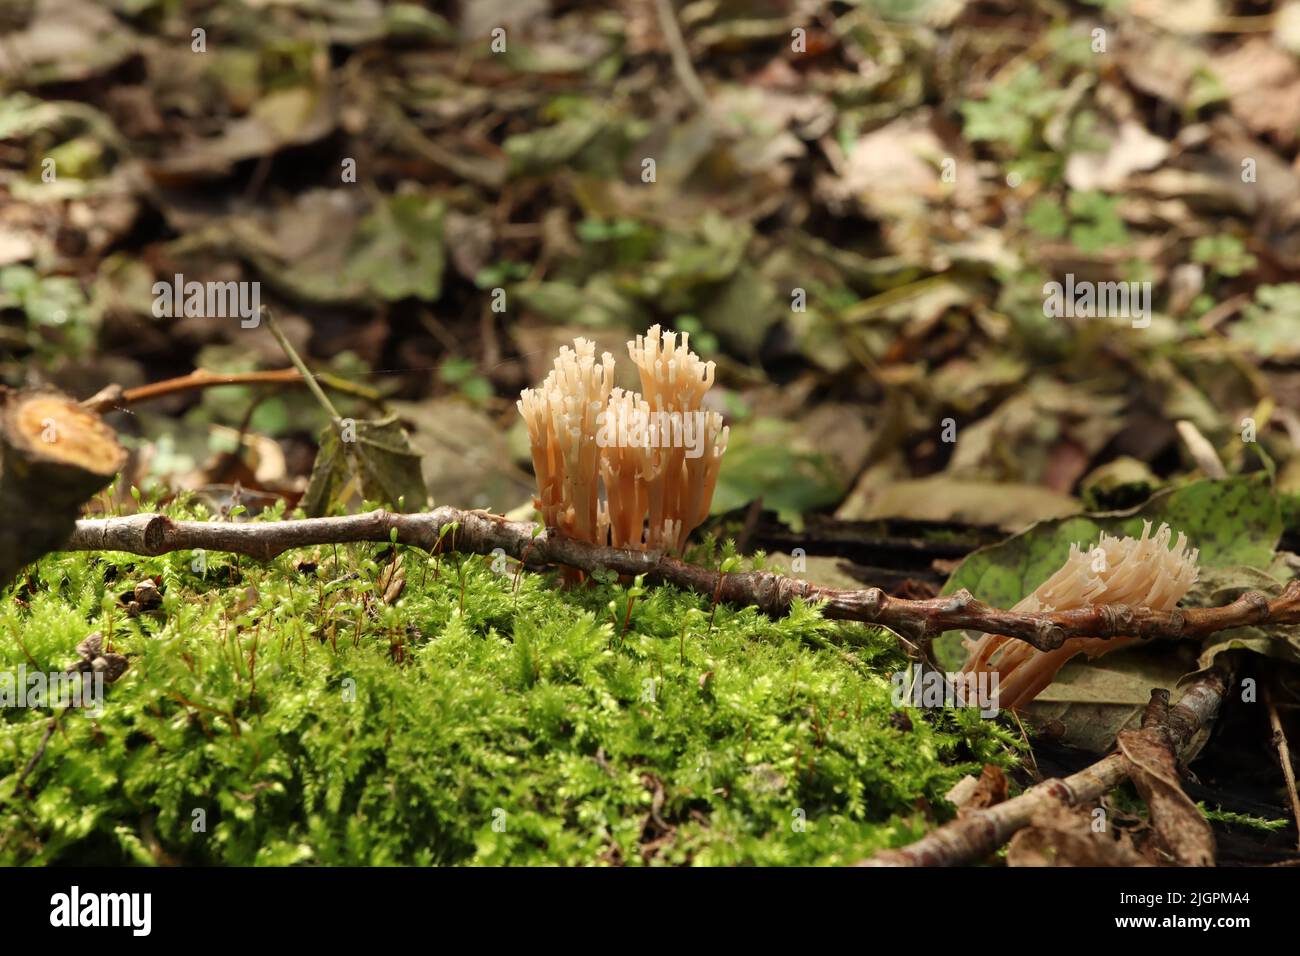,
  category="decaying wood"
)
[859,670,1228,866]
[61,508,1300,649]
[0,388,126,589]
